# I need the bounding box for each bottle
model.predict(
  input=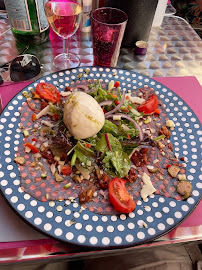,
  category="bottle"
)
[81,0,92,33]
[4,0,49,45]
